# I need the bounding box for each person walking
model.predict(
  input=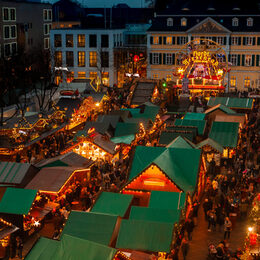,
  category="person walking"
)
[181,238,189,260]
[224,217,232,239]
[16,236,23,259]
